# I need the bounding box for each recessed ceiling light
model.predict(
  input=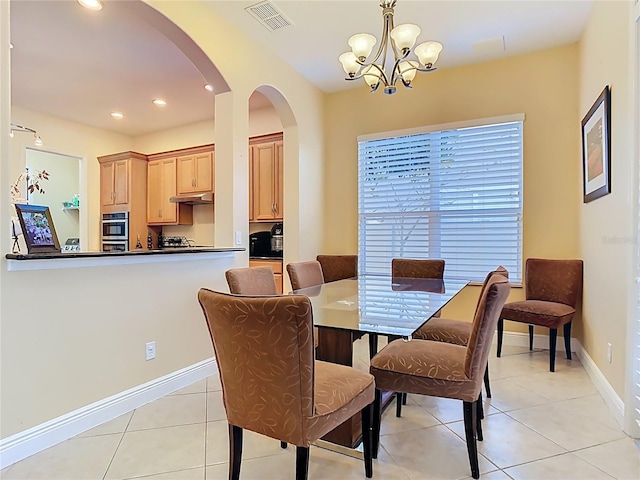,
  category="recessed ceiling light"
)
[110,112,124,119]
[152,99,167,106]
[204,84,214,92]
[77,0,103,11]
